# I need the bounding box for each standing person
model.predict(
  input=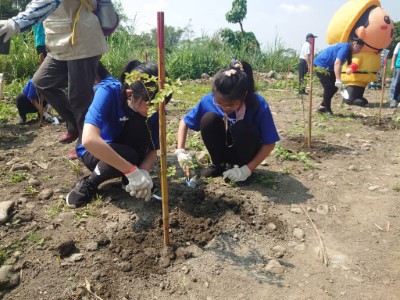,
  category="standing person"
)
[175,60,280,182]
[66,60,171,208]
[0,0,108,144]
[313,38,364,117]
[388,42,400,108]
[298,33,317,95]
[33,23,46,63]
